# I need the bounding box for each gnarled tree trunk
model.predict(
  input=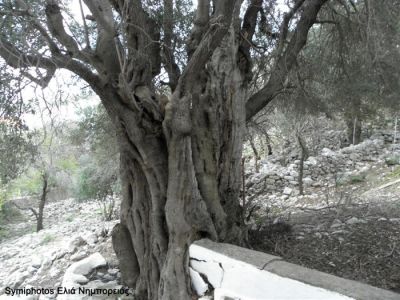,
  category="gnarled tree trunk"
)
[110,16,247,300]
